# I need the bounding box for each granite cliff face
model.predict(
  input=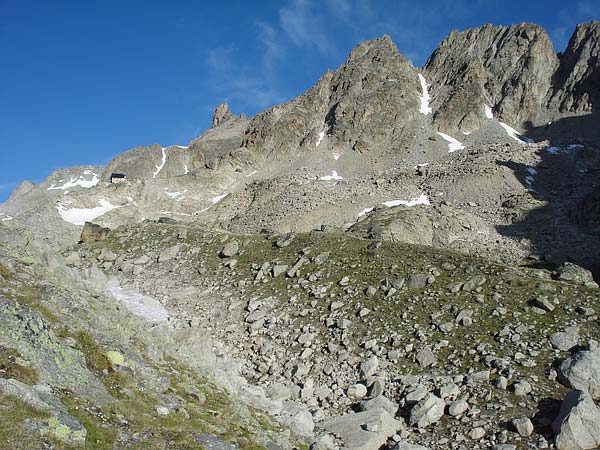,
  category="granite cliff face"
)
[424,23,558,133]
[424,21,600,136]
